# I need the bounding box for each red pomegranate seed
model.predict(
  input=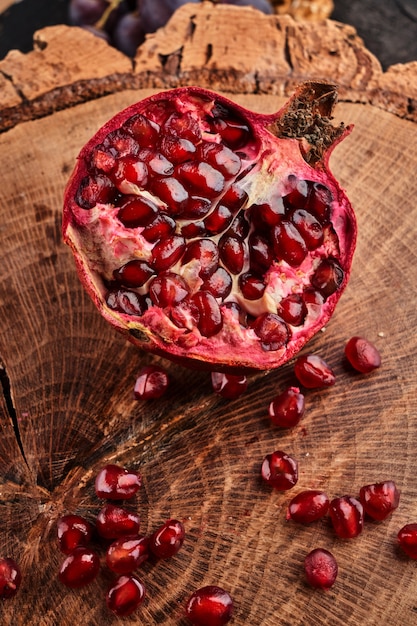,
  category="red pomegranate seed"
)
[123,112,159,146]
[160,135,196,163]
[191,292,223,337]
[278,293,308,326]
[284,176,309,209]
[219,234,245,274]
[398,524,417,558]
[58,547,100,588]
[106,289,149,316]
[112,157,148,188]
[138,149,174,176]
[199,141,242,178]
[251,313,290,351]
[238,273,266,300]
[211,372,248,399]
[249,233,274,273]
[106,535,150,574]
[57,514,93,554]
[170,298,200,330]
[106,575,146,617]
[91,144,117,173]
[164,111,202,141]
[249,200,285,229]
[177,162,225,198]
[272,221,308,267]
[149,519,185,559]
[261,450,298,491]
[185,585,234,626]
[151,235,186,271]
[133,365,169,400]
[307,182,332,221]
[202,267,233,299]
[149,272,189,307]
[286,490,330,523]
[304,548,338,590]
[329,496,364,539]
[228,210,250,238]
[75,174,118,209]
[103,129,140,157]
[182,239,220,278]
[311,258,344,298]
[96,504,140,539]
[0,558,22,599]
[152,177,189,214]
[113,259,155,288]
[142,213,175,243]
[211,112,250,150]
[117,195,158,228]
[344,336,382,374]
[221,184,248,210]
[269,386,305,428]
[95,464,141,500]
[294,354,336,388]
[204,204,234,234]
[182,196,212,219]
[181,221,207,238]
[359,480,400,521]
[290,209,324,250]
